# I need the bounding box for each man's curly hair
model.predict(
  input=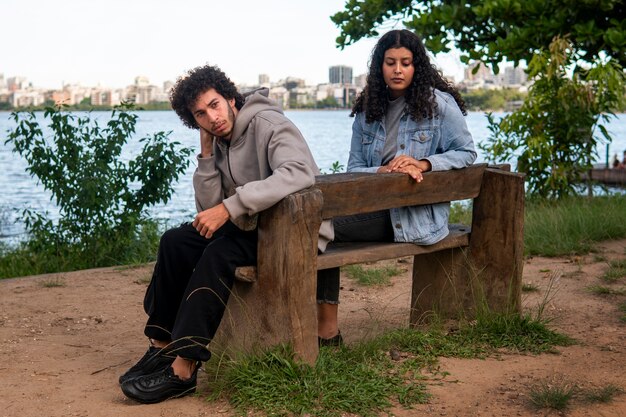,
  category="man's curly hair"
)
[170,65,244,130]
[351,30,467,123]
